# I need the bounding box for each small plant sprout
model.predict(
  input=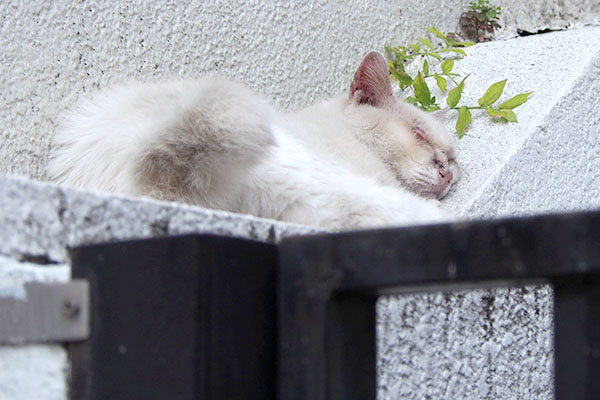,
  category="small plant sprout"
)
[386,27,532,138]
[460,0,502,42]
